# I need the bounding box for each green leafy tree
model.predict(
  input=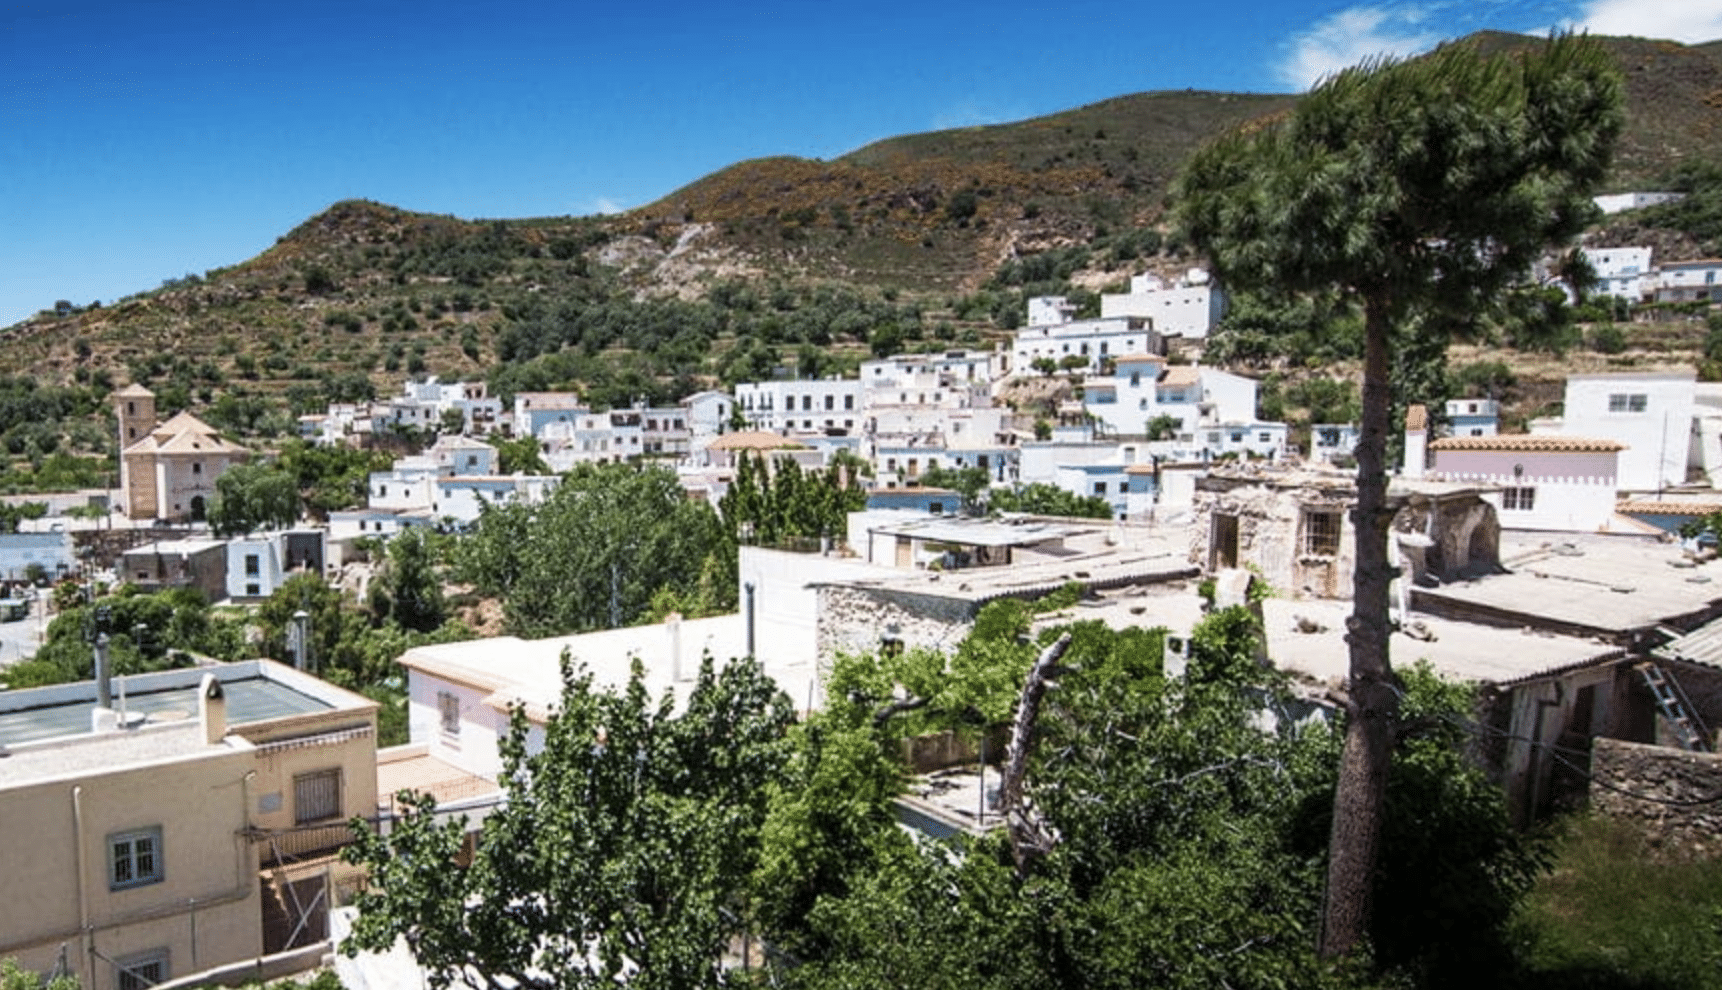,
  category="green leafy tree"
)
[494,435,549,475]
[437,407,466,436]
[457,462,726,636]
[718,452,865,548]
[915,464,990,513]
[343,654,795,990]
[0,501,47,534]
[1,958,78,990]
[1145,414,1181,441]
[1453,360,1517,400]
[988,482,1111,519]
[1174,34,1621,956]
[208,462,300,537]
[255,572,352,676]
[372,528,447,633]
[274,440,393,517]
[8,586,241,688]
